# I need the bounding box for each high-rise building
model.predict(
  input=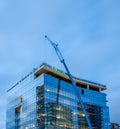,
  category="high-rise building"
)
[6,63,110,129]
